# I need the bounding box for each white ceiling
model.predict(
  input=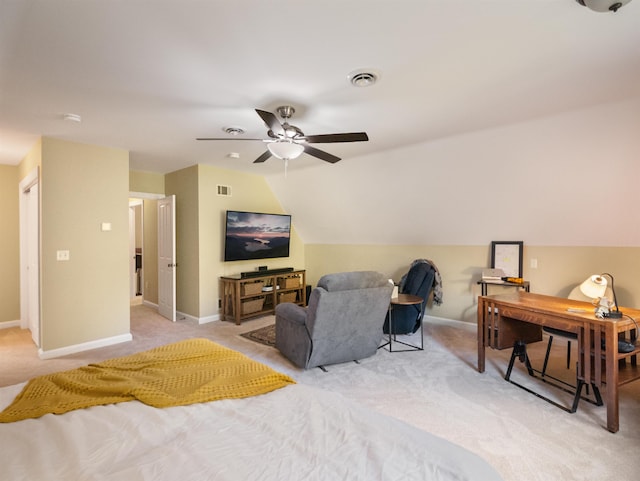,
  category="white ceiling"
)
[1,0,639,175]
